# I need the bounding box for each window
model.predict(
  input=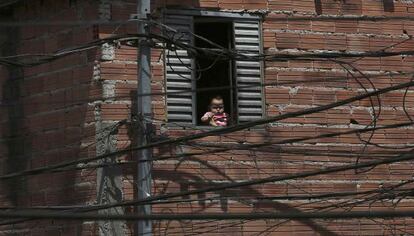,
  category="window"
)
[194,19,233,125]
[383,0,394,12]
[164,10,264,125]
